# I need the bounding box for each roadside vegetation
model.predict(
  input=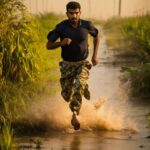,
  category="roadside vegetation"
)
[0,0,63,149]
[103,15,150,99]
[104,15,150,127]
